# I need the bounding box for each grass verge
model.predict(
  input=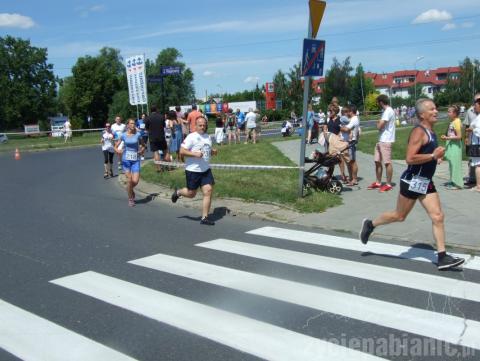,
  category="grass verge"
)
[142,141,342,213]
